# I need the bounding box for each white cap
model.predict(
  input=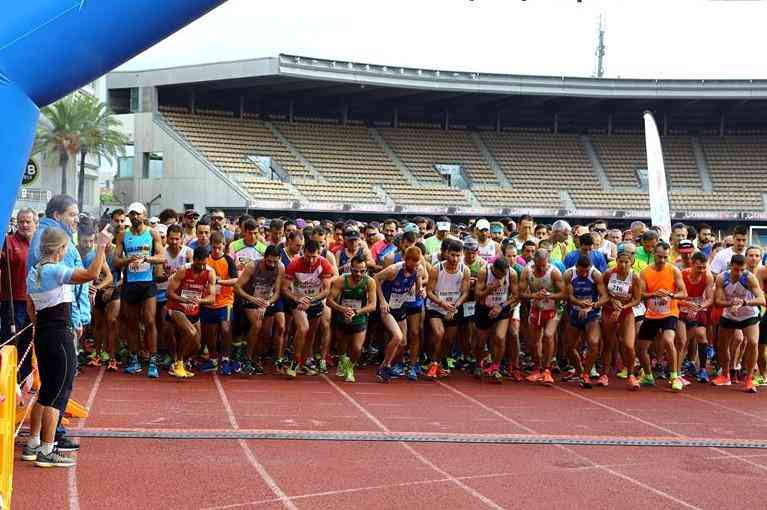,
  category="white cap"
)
[149,216,160,225]
[155,224,168,236]
[436,221,451,231]
[475,219,491,231]
[126,202,146,215]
